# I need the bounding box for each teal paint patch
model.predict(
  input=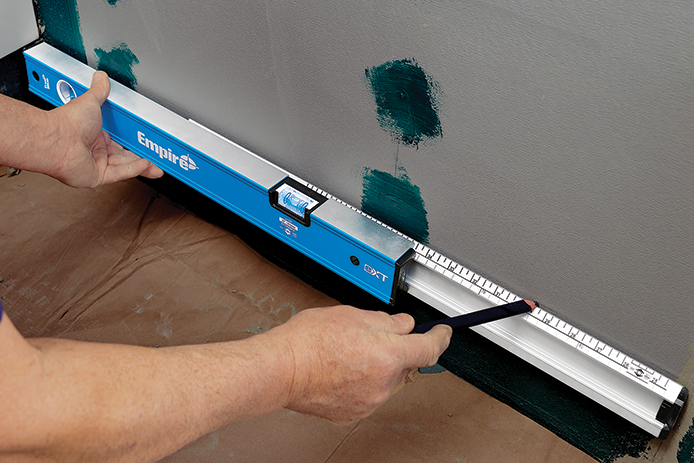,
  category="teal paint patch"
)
[33,0,87,63]
[104,0,121,5]
[365,59,442,147]
[361,168,429,244]
[678,418,694,462]
[94,44,139,89]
